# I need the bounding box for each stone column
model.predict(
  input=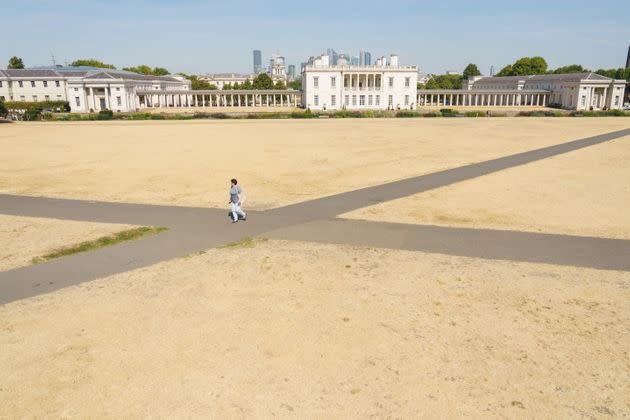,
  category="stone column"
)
[104,86,111,109]
[542,95,546,107]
